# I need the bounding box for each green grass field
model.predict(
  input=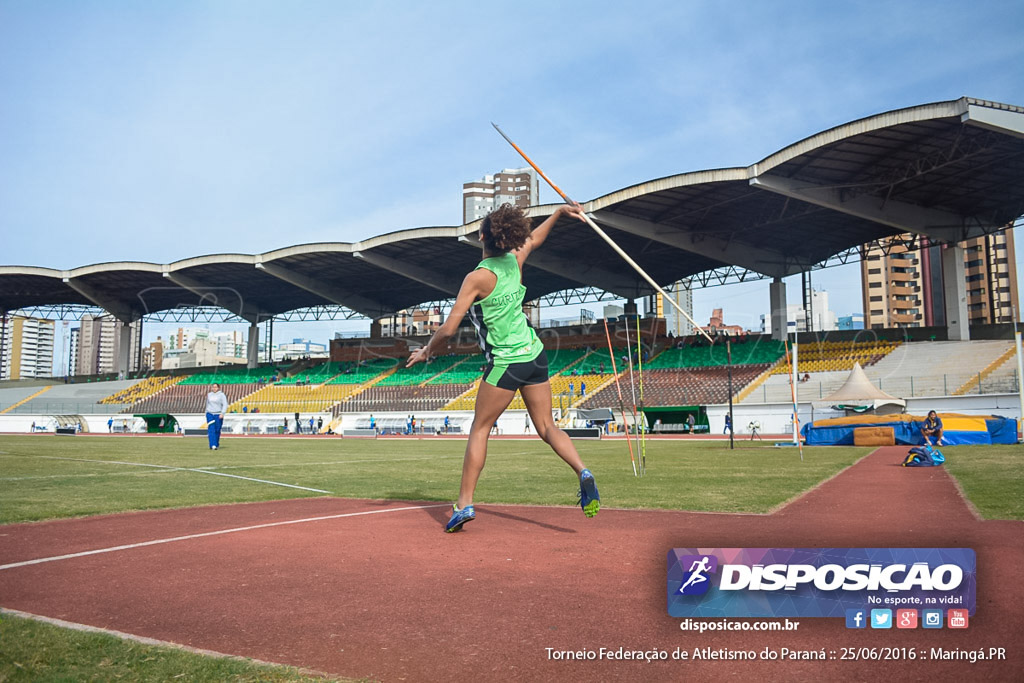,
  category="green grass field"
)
[1,434,1021,681]
[0,612,350,682]
[942,444,1024,520]
[0,435,870,524]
